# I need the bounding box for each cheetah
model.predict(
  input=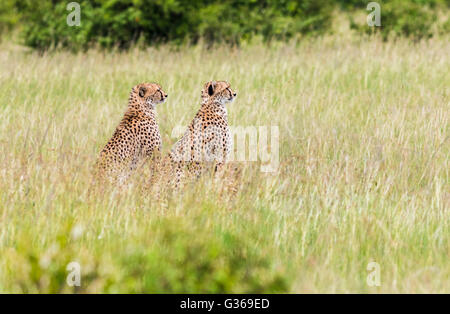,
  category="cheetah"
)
[96,82,168,184]
[167,81,237,187]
